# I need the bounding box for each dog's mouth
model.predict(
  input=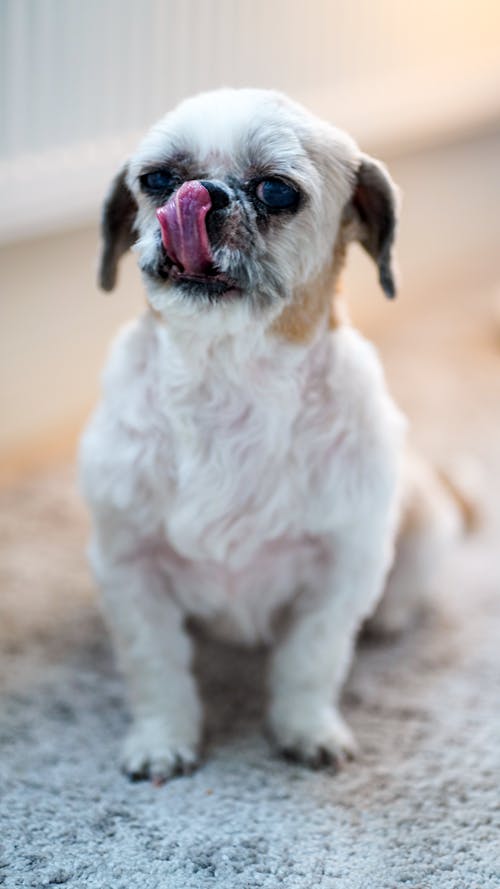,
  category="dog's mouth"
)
[154,181,240,298]
[168,262,239,297]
